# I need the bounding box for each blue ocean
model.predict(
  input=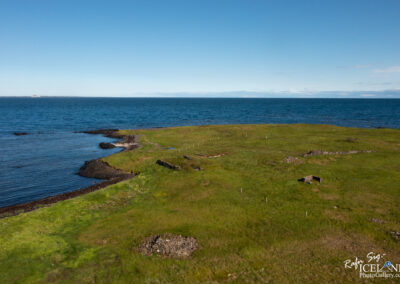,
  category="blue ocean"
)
[1,97,400,208]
